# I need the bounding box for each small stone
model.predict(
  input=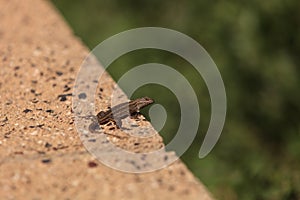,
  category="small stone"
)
[36,124,44,128]
[45,142,52,148]
[59,96,67,101]
[63,85,71,92]
[41,158,51,164]
[30,131,38,135]
[4,132,10,138]
[45,109,54,113]
[33,49,41,56]
[78,93,87,99]
[23,109,32,113]
[31,98,39,103]
[88,161,98,168]
[164,155,168,161]
[1,117,8,122]
[58,93,72,101]
[56,71,63,76]
[71,180,79,187]
[5,100,13,105]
